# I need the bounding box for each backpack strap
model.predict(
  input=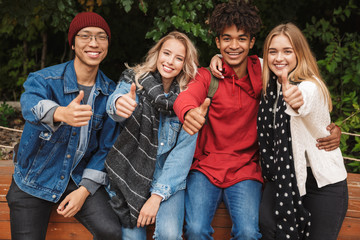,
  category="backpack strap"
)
[206,67,219,99]
[204,67,219,124]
